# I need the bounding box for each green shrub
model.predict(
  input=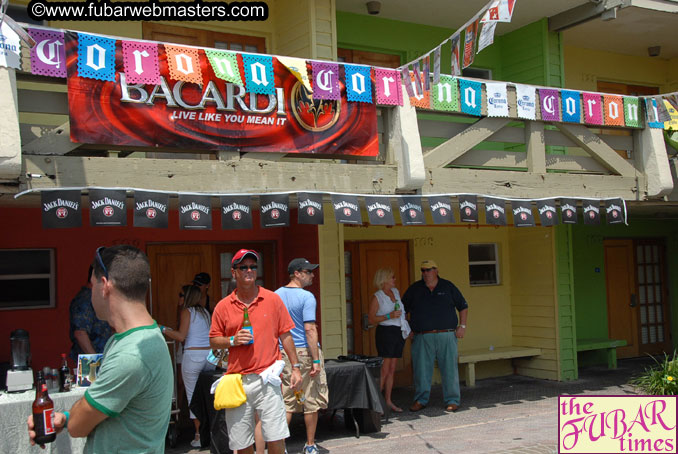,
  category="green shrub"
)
[630,351,678,395]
